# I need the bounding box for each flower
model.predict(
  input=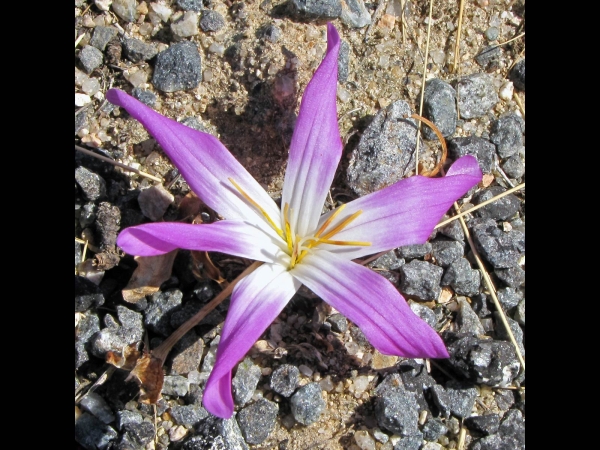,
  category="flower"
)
[107,23,482,419]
